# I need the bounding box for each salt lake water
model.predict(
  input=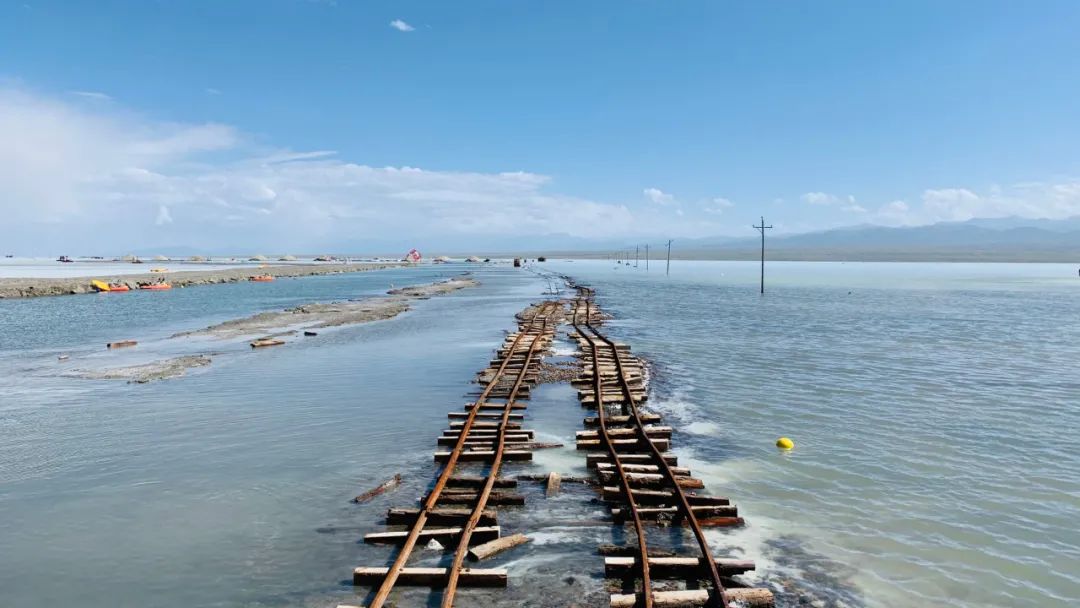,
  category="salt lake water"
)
[0,261,1077,607]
